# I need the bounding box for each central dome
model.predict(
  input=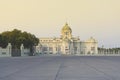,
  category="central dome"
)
[61,23,72,39]
[61,23,72,33]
